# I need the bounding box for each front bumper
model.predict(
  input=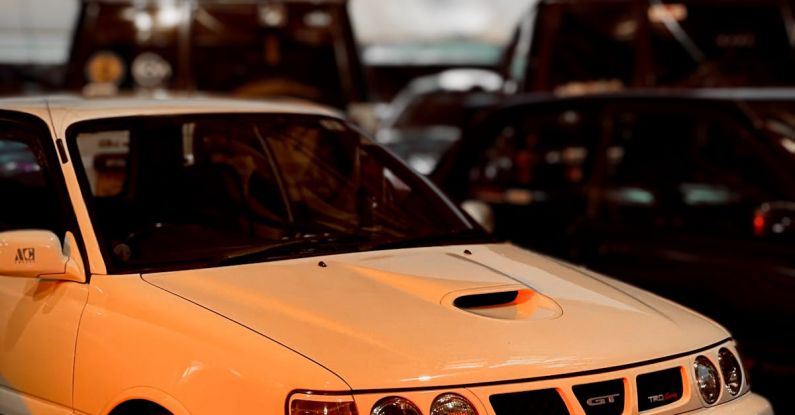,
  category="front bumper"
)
[685,392,773,414]
[348,341,775,415]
